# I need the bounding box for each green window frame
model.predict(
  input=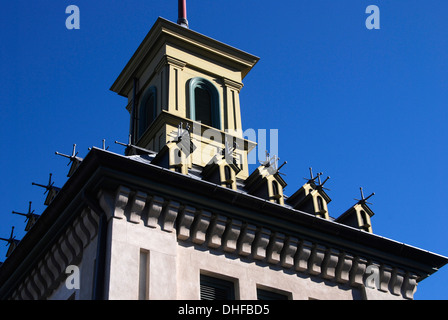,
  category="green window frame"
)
[188,77,221,129]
